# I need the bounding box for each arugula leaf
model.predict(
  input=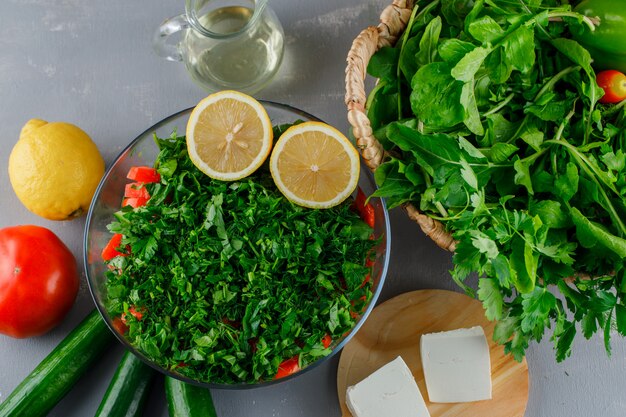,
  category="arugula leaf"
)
[554,162,579,203]
[501,25,535,74]
[410,62,465,128]
[451,46,492,82]
[366,46,400,82]
[571,207,626,258]
[438,39,475,64]
[415,16,442,67]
